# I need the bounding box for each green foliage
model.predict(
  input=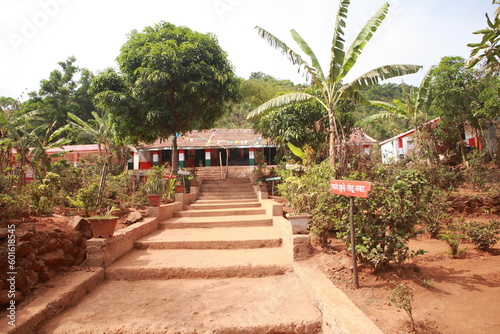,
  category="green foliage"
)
[144,166,166,195]
[389,283,416,331]
[466,149,488,191]
[93,21,239,170]
[468,2,500,74]
[250,2,421,174]
[21,57,95,130]
[67,182,100,217]
[466,220,500,251]
[253,95,327,153]
[335,167,432,270]
[26,172,62,214]
[440,220,467,258]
